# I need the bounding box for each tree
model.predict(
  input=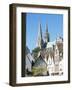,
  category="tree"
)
[32,47,40,53]
[32,47,40,60]
[32,66,47,76]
